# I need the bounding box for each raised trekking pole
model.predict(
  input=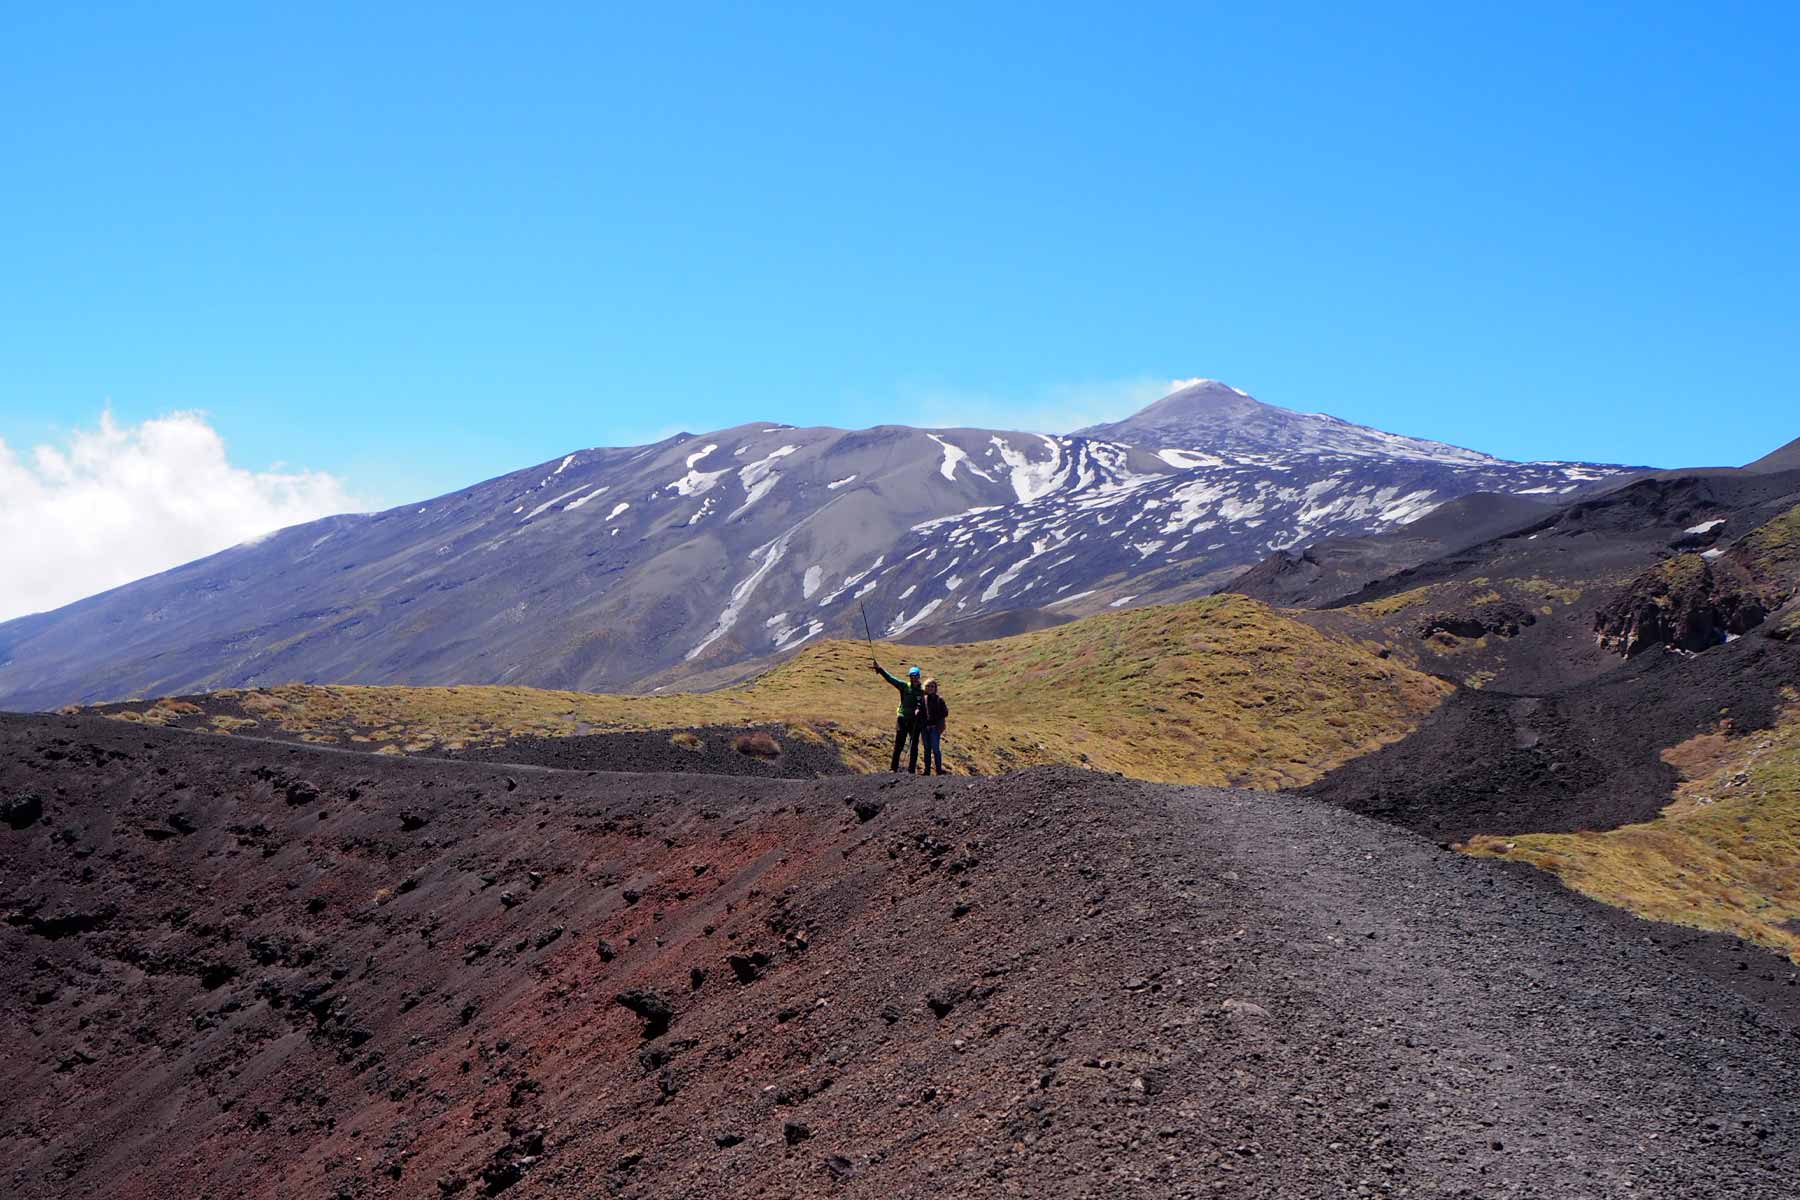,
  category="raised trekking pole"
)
[859,600,878,660]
